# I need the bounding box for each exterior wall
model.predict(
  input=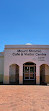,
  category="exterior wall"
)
[0,57,4,82]
[1,45,49,85]
[36,65,40,84]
